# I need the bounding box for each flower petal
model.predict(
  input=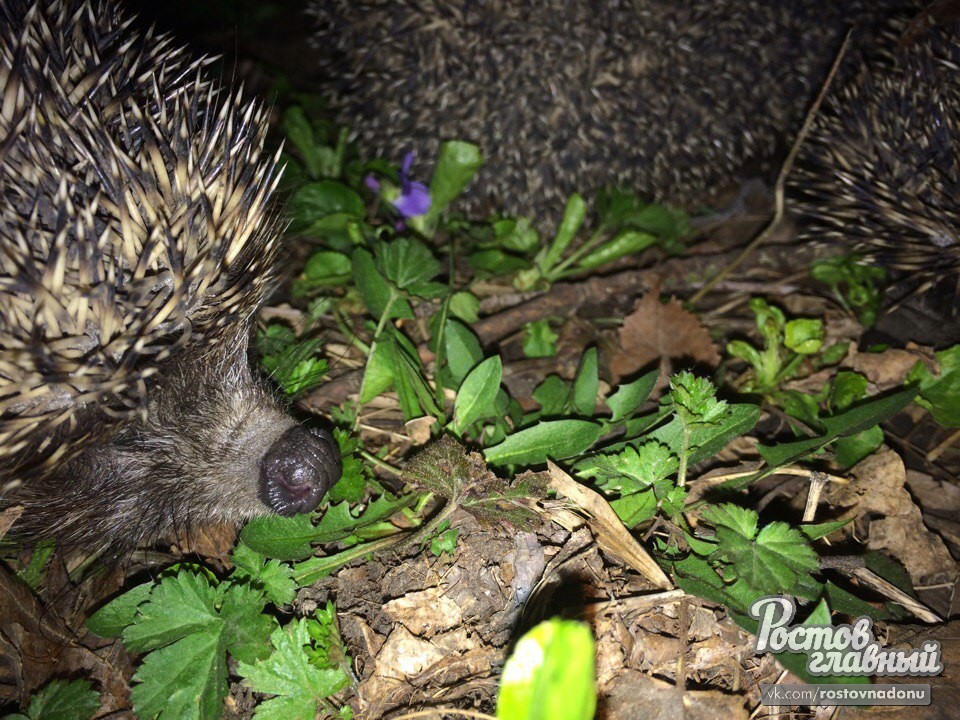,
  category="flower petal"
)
[392,181,431,218]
